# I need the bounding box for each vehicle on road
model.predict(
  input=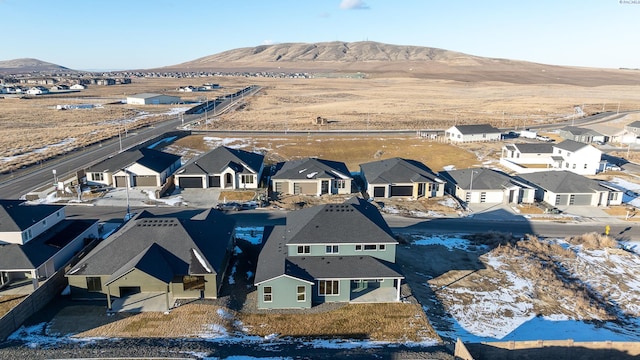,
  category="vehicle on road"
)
[536,135,552,142]
[215,202,241,211]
